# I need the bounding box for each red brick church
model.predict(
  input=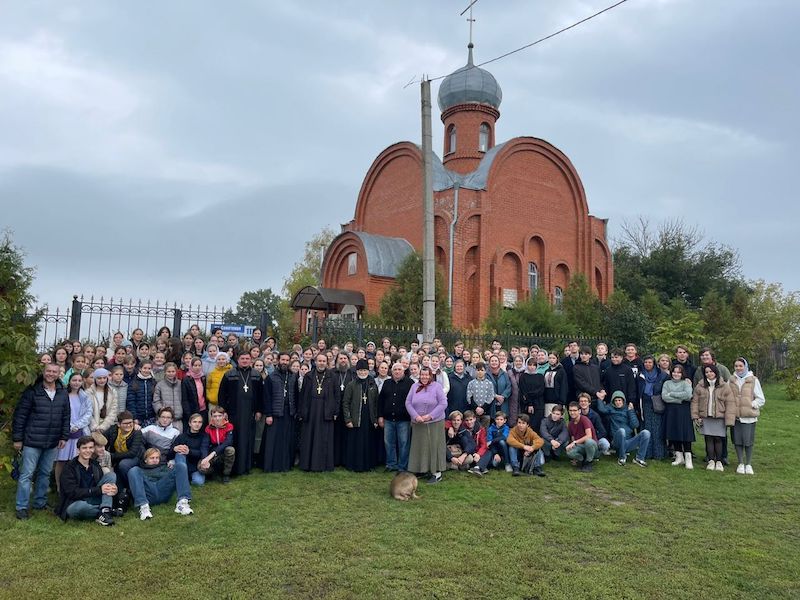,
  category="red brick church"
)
[293,43,613,330]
